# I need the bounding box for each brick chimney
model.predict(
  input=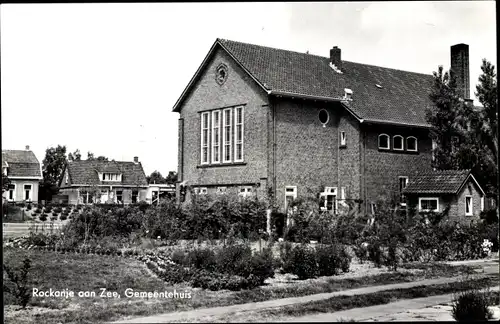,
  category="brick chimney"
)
[133,156,139,164]
[25,145,30,151]
[450,44,470,100]
[330,46,342,71]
